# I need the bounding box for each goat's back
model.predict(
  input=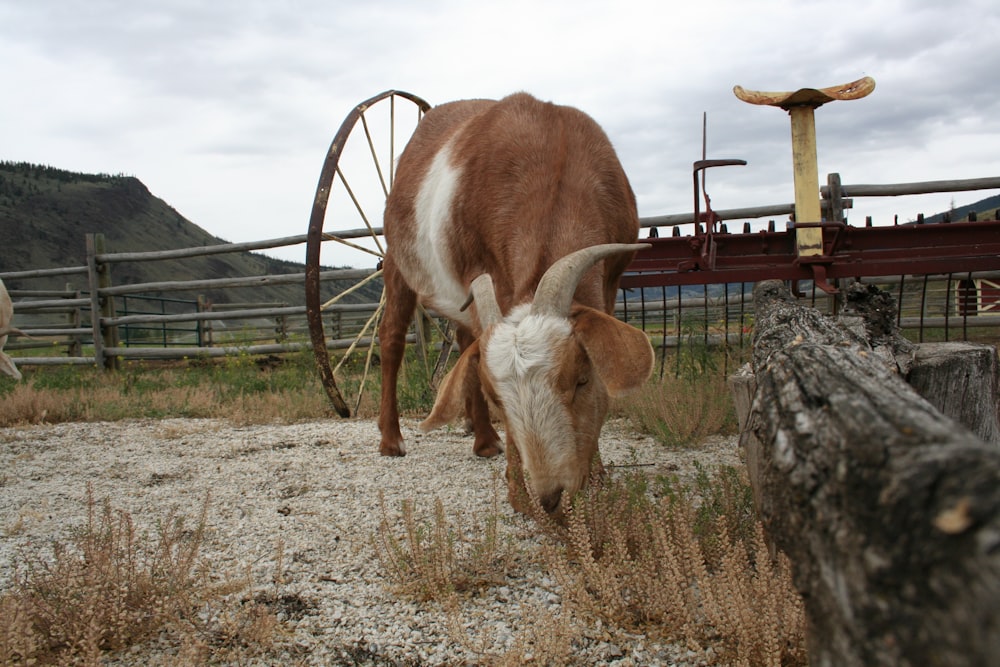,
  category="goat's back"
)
[384,93,638,322]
